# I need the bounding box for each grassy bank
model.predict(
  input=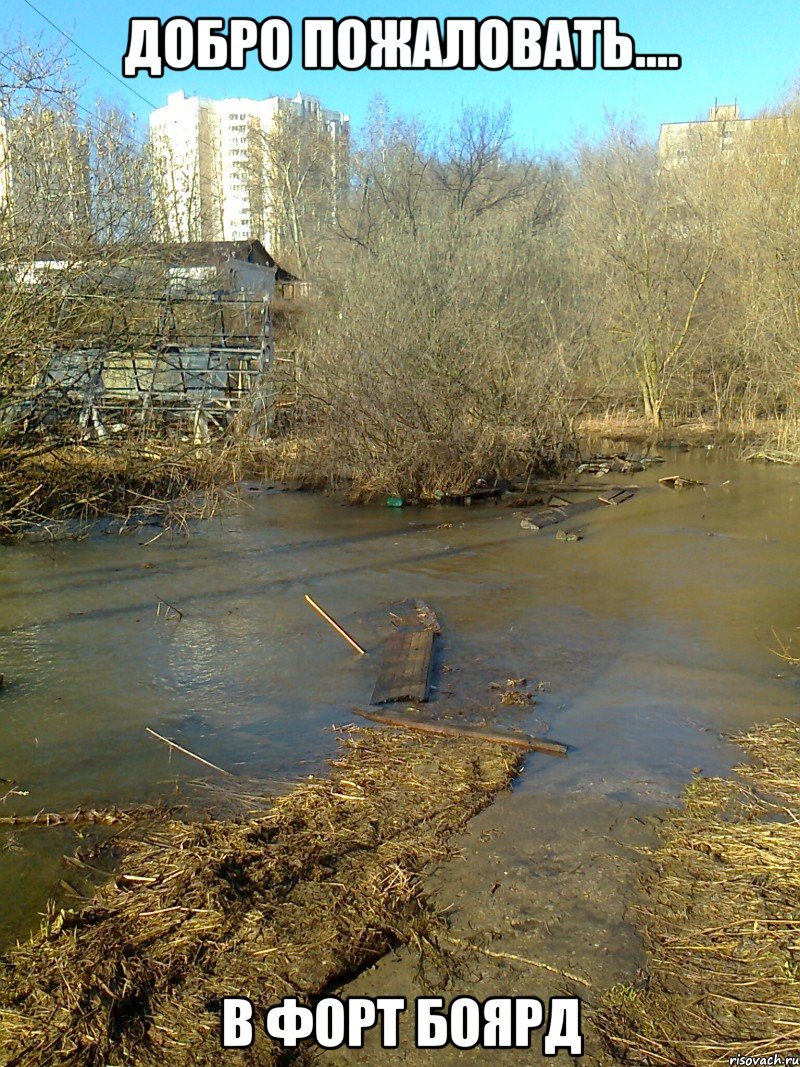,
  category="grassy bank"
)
[578,412,800,456]
[595,719,800,1065]
[0,727,520,1066]
[4,407,800,539]
[0,437,290,539]
[0,443,220,538]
